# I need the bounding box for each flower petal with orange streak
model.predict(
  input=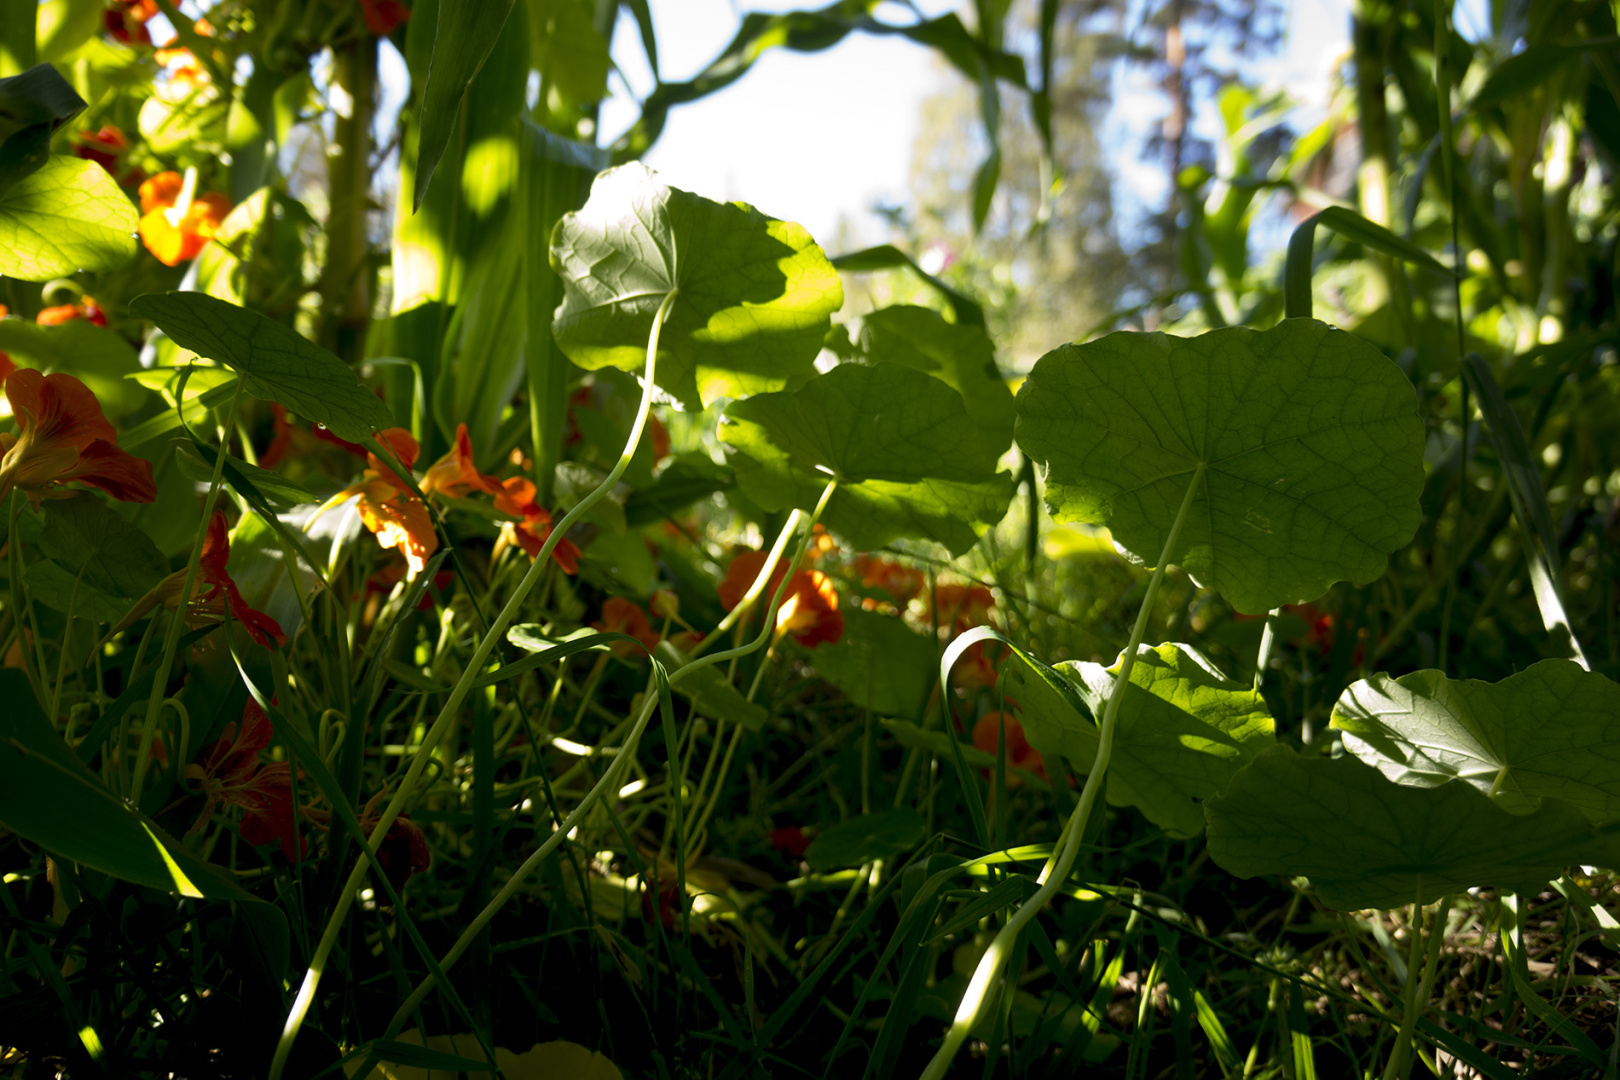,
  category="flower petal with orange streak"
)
[56,439,159,503]
[421,423,499,499]
[358,484,437,575]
